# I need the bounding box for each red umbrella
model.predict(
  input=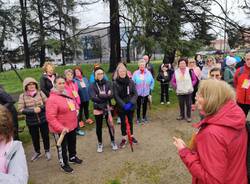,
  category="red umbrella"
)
[125,116,133,152]
[107,105,115,137]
